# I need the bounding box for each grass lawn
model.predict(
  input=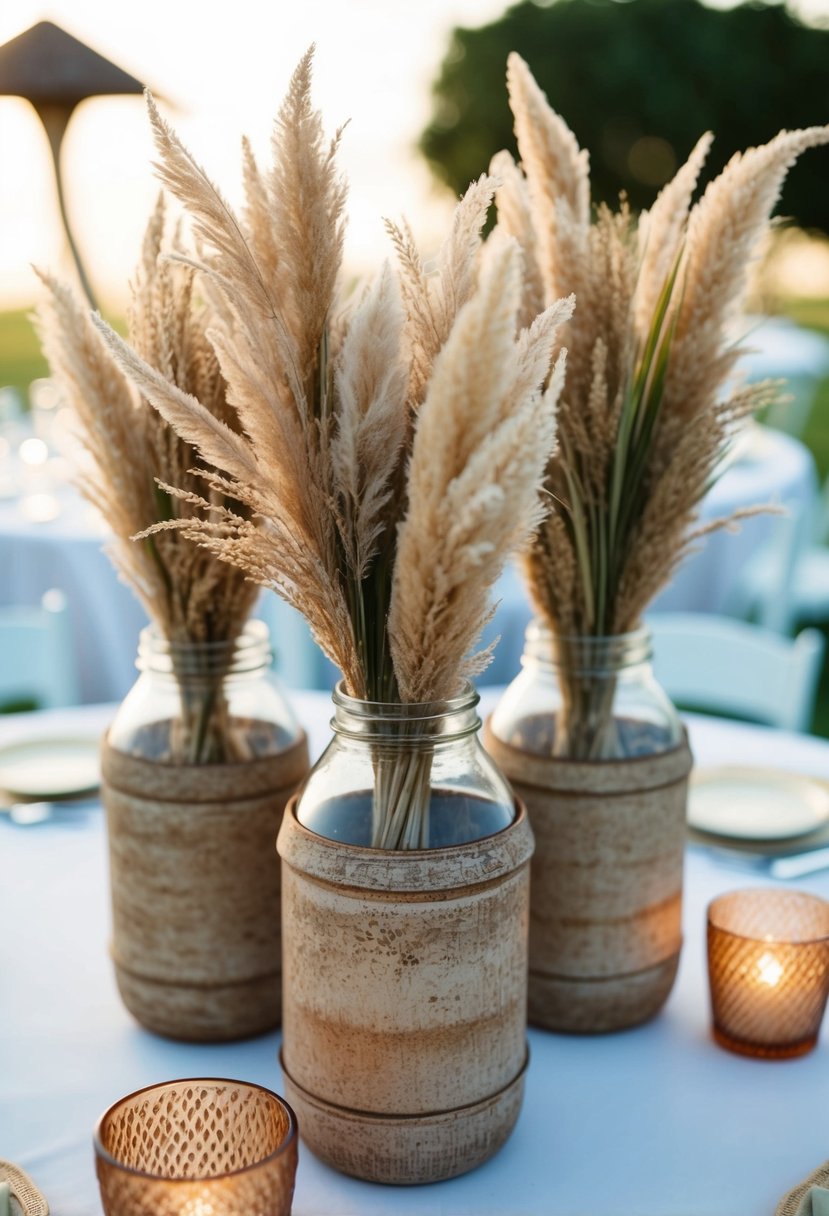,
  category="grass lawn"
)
[0,308,49,400]
[3,298,829,734]
[788,297,829,479]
